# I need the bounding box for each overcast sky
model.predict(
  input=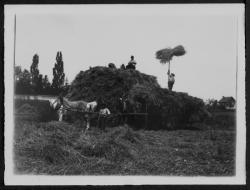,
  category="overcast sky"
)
[13,5,238,100]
